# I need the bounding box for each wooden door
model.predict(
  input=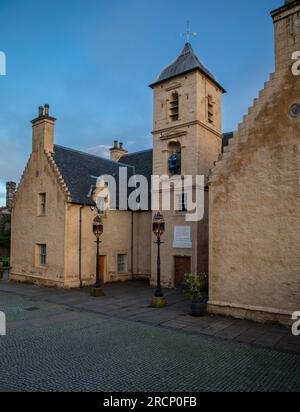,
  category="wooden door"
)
[174,256,191,288]
[98,255,106,284]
